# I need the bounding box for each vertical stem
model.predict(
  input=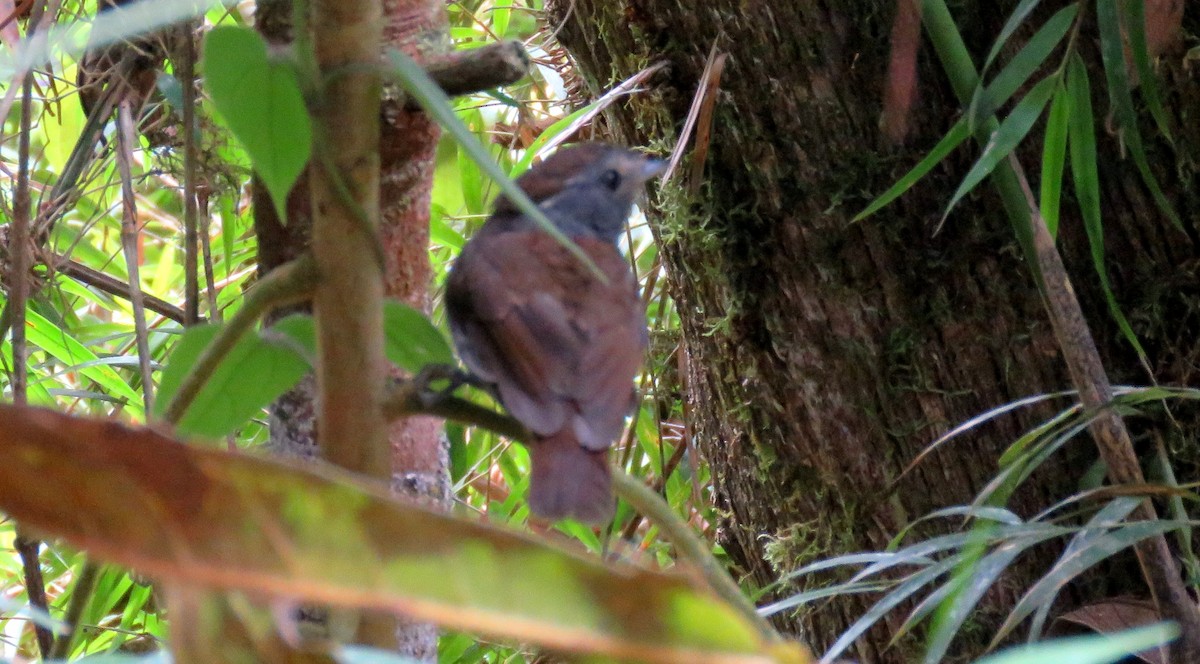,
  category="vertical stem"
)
[115,100,155,412]
[307,0,392,647]
[10,1,54,656]
[181,20,201,326]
